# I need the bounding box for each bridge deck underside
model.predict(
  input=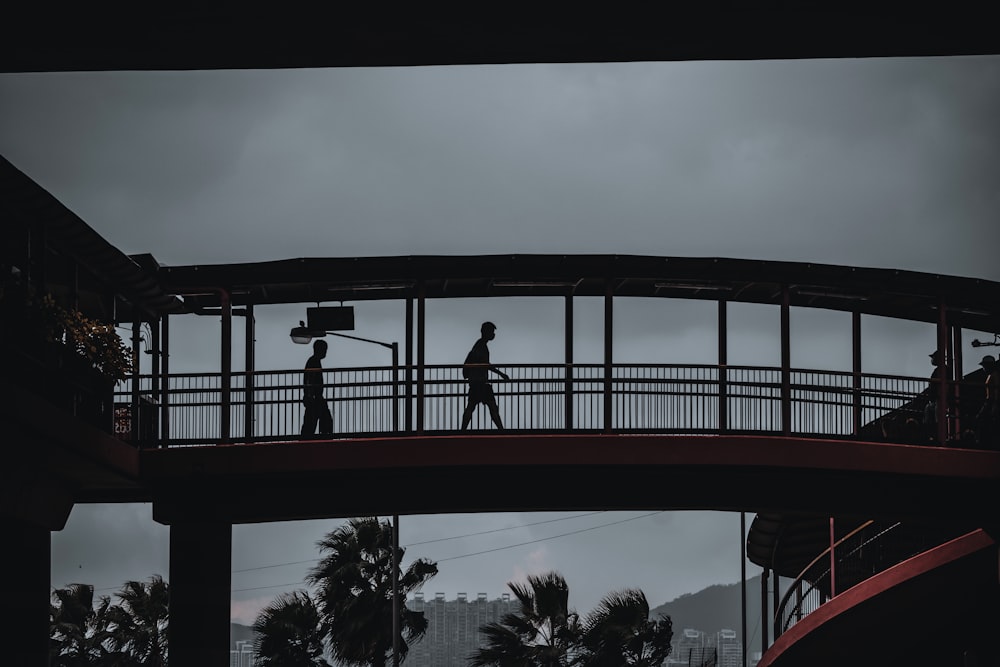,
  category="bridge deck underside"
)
[141,434,1000,525]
